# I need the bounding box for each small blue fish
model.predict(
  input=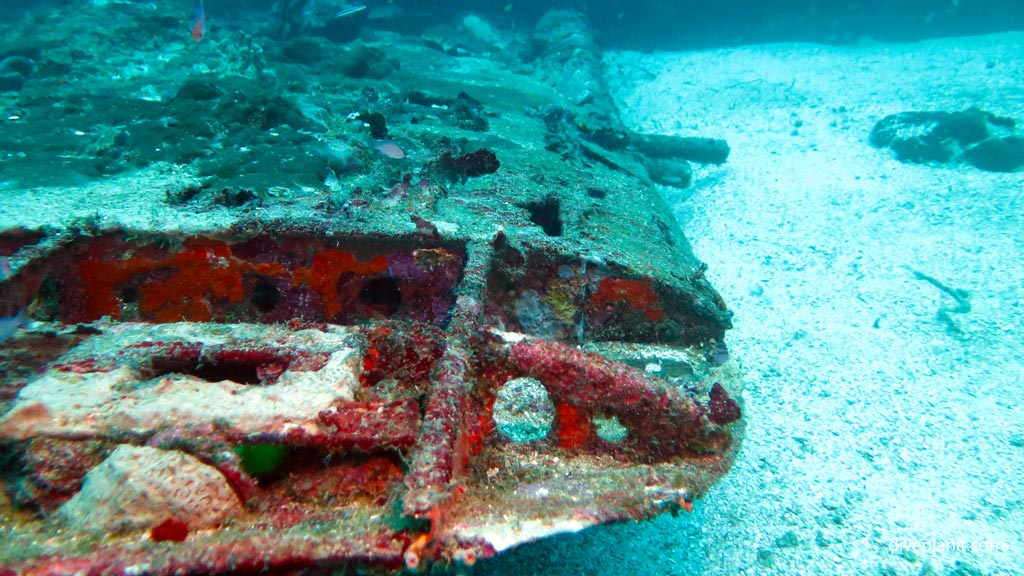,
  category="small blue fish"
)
[0,257,10,281]
[333,4,367,18]
[0,309,27,343]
